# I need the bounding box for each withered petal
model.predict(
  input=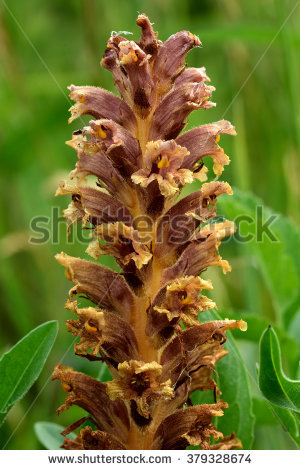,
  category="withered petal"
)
[210,432,243,450]
[176,120,236,176]
[68,85,137,135]
[151,401,227,449]
[136,14,160,57]
[56,253,135,320]
[149,82,214,141]
[65,300,140,363]
[153,30,201,93]
[57,181,133,228]
[161,221,235,283]
[52,365,129,442]
[62,426,126,450]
